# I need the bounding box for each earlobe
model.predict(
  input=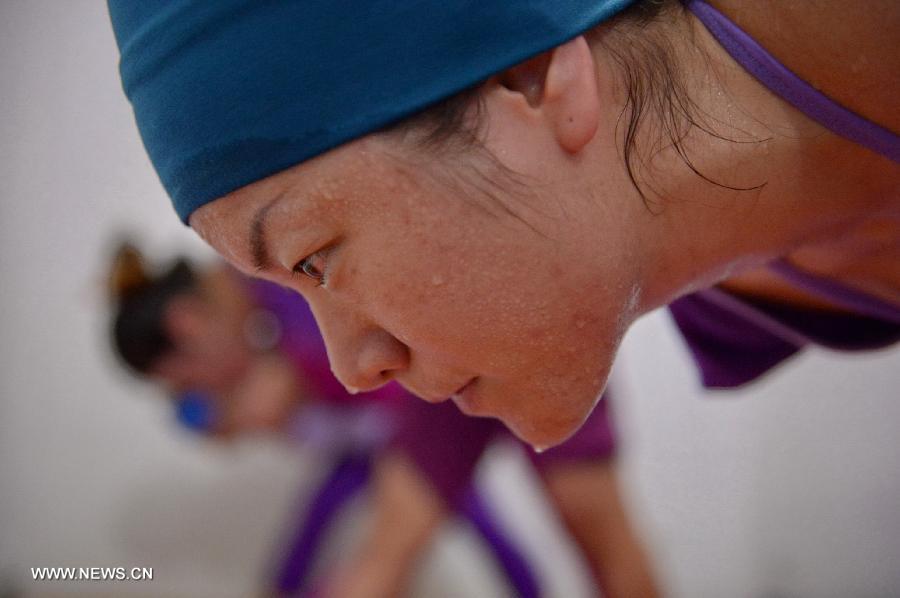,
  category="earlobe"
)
[543,36,601,154]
